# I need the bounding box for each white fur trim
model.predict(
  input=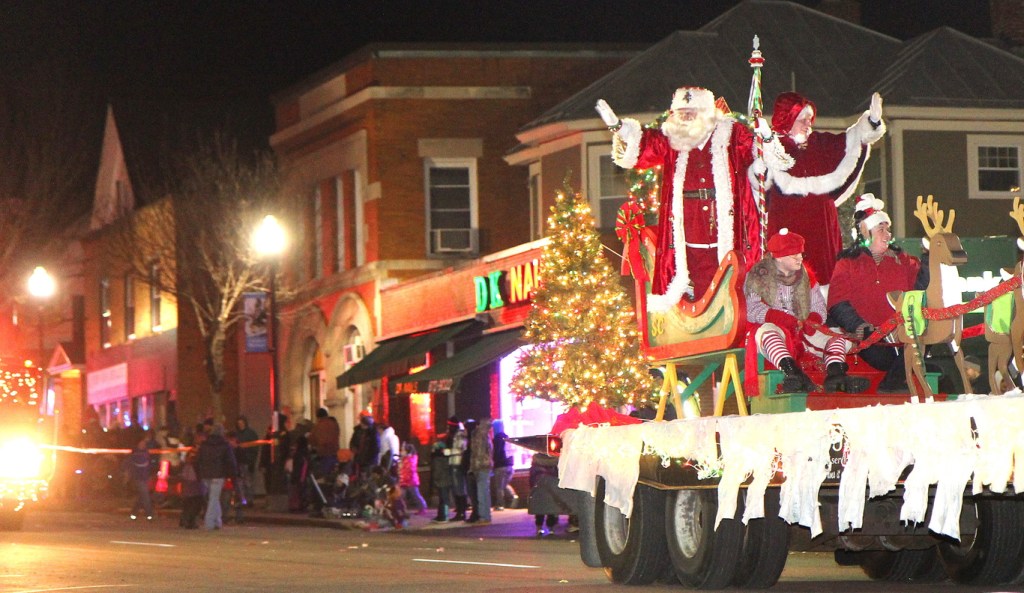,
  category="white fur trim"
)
[711,118,735,264]
[671,87,715,112]
[769,111,886,207]
[612,118,642,169]
[860,211,890,234]
[647,148,691,312]
[647,117,737,312]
